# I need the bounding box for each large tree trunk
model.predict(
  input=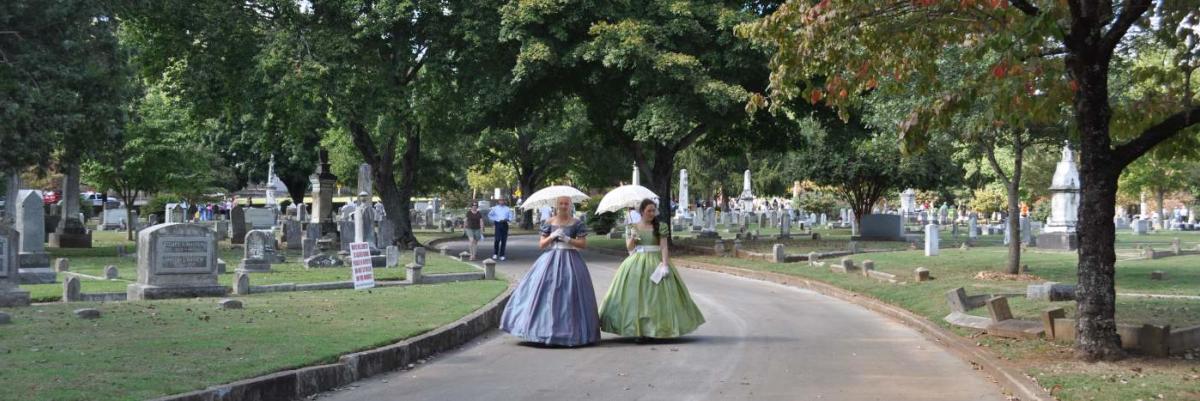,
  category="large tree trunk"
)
[382,131,420,249]
[1070,40,1124,361]
[347,123,420,250]
[644,144,676,242]
[285,175,309,207]
[517,169,537,230]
